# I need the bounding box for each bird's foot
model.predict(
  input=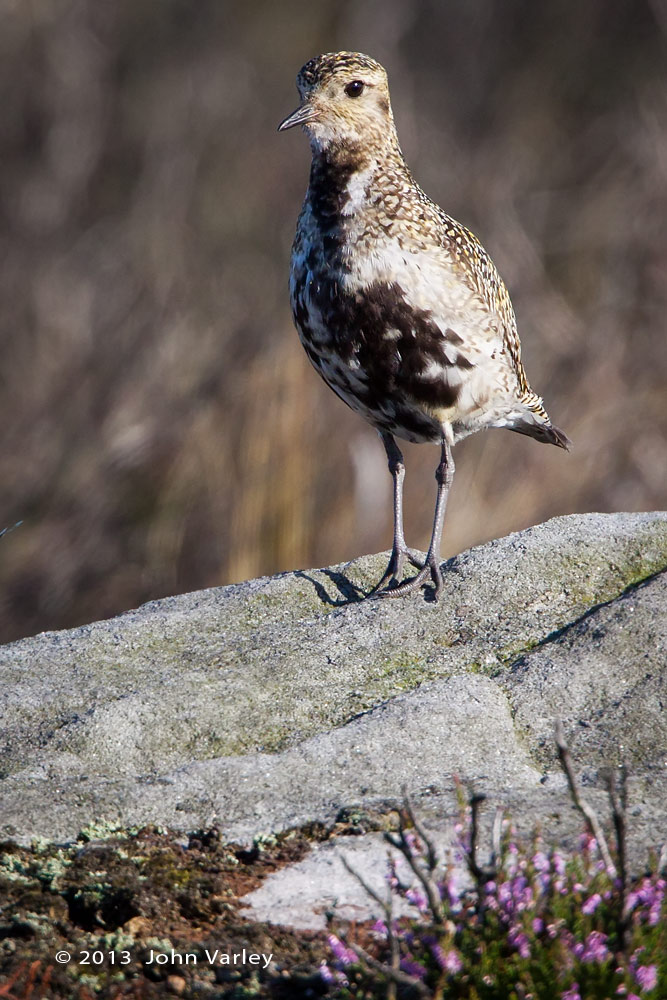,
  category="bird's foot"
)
[368,546,424,597]
[371,550,444,601]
